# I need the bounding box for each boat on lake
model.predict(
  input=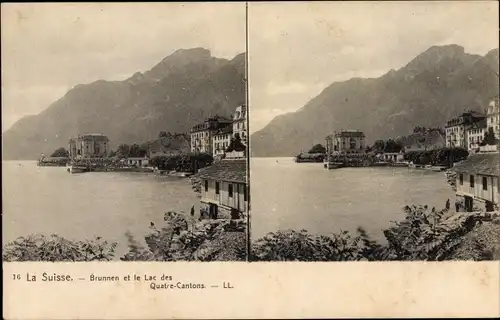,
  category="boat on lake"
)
[68,165,89,174]
[37,156,69,167]
[294,152,325,163]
